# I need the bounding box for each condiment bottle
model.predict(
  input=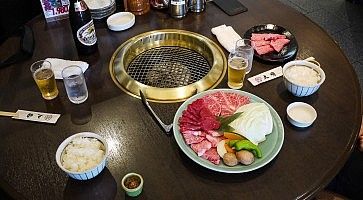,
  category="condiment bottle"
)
[69,0,98,55]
